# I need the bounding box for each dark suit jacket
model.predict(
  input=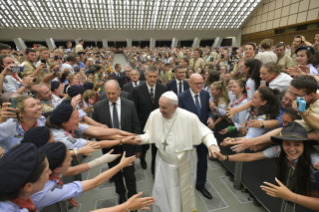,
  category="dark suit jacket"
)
[109,71,125,80]
[131,83,167,130]
[118,76,131,90]
[123,80,146,98]
[93,97,141,154]
[139,71,146,81]
[178,89,211,125]
[166,79,190,95]
[98,90,129,101]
